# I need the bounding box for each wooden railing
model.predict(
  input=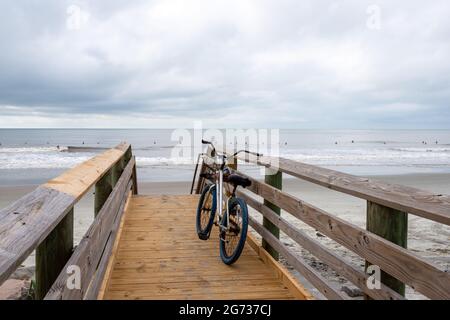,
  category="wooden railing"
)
[0,143,137,300]
[193,146,450,300]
